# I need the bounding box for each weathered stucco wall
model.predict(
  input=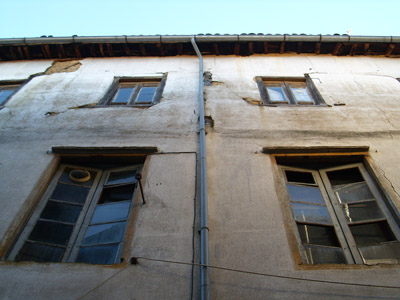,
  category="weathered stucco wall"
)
[1,54,400,299]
